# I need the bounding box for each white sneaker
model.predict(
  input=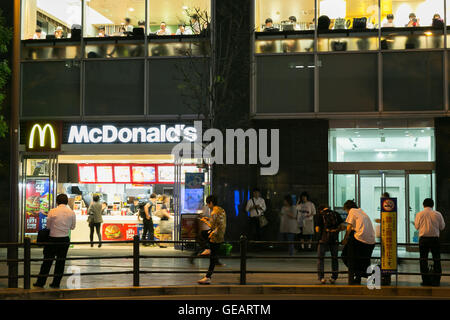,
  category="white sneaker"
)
[198,277,211,285]
[328,278,336,284]
[320,278,326,284]
[199,249,211,256]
